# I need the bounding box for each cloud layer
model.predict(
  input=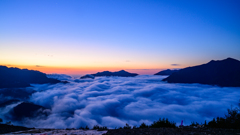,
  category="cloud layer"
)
[1,75,240,129]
